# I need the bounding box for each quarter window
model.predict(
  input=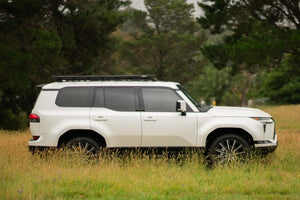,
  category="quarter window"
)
[55,87,94,107]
